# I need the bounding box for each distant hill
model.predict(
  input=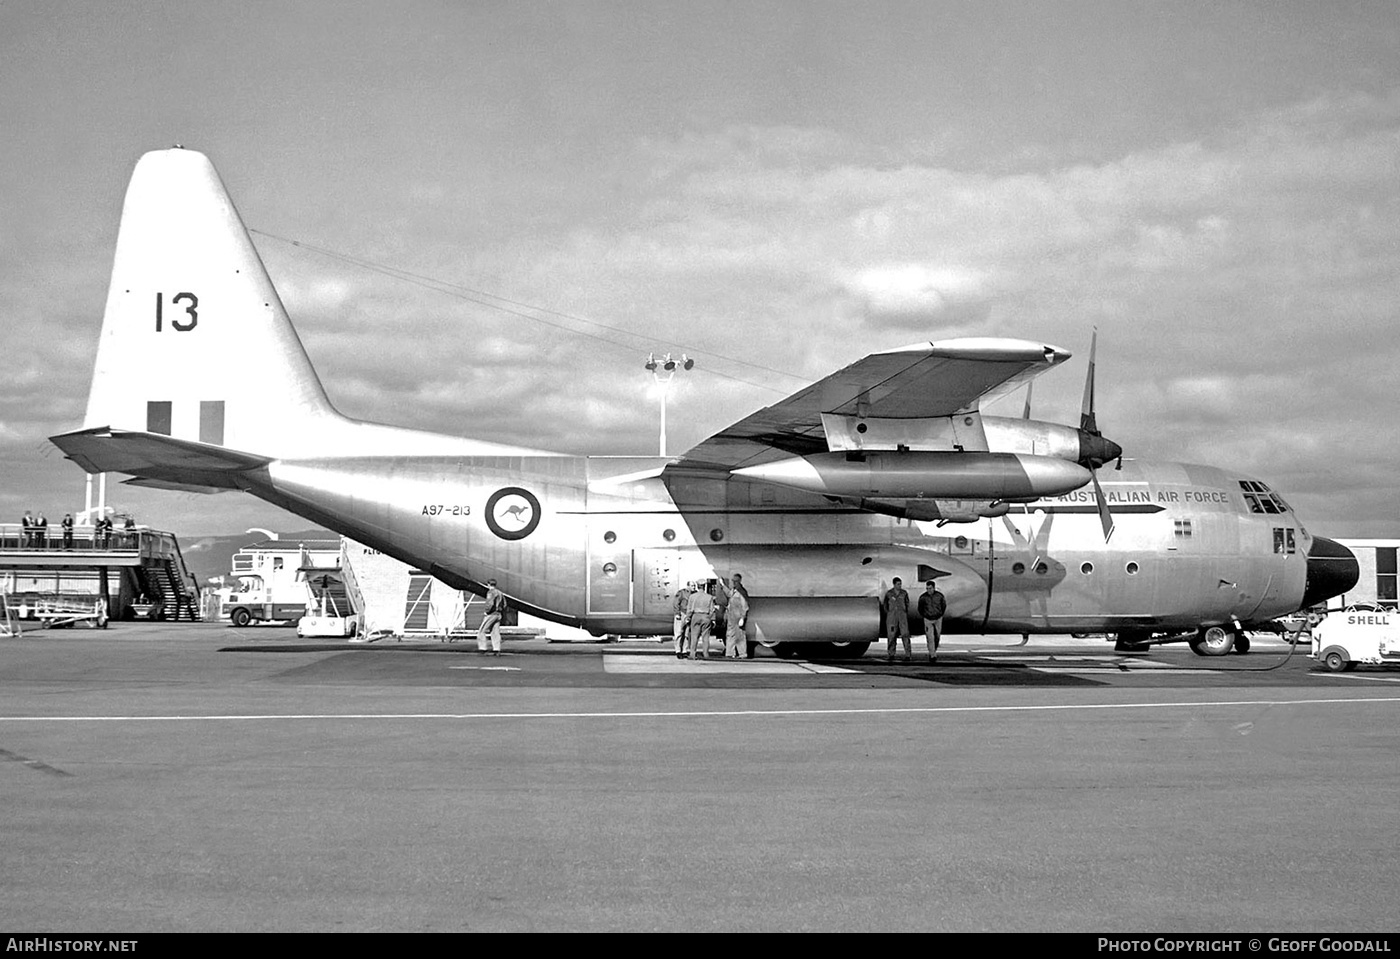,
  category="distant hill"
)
[176,529,339,586]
